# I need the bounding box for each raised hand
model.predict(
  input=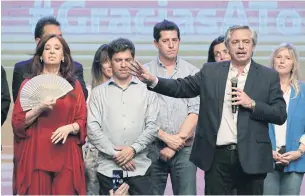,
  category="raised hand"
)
[128,60,156,85]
